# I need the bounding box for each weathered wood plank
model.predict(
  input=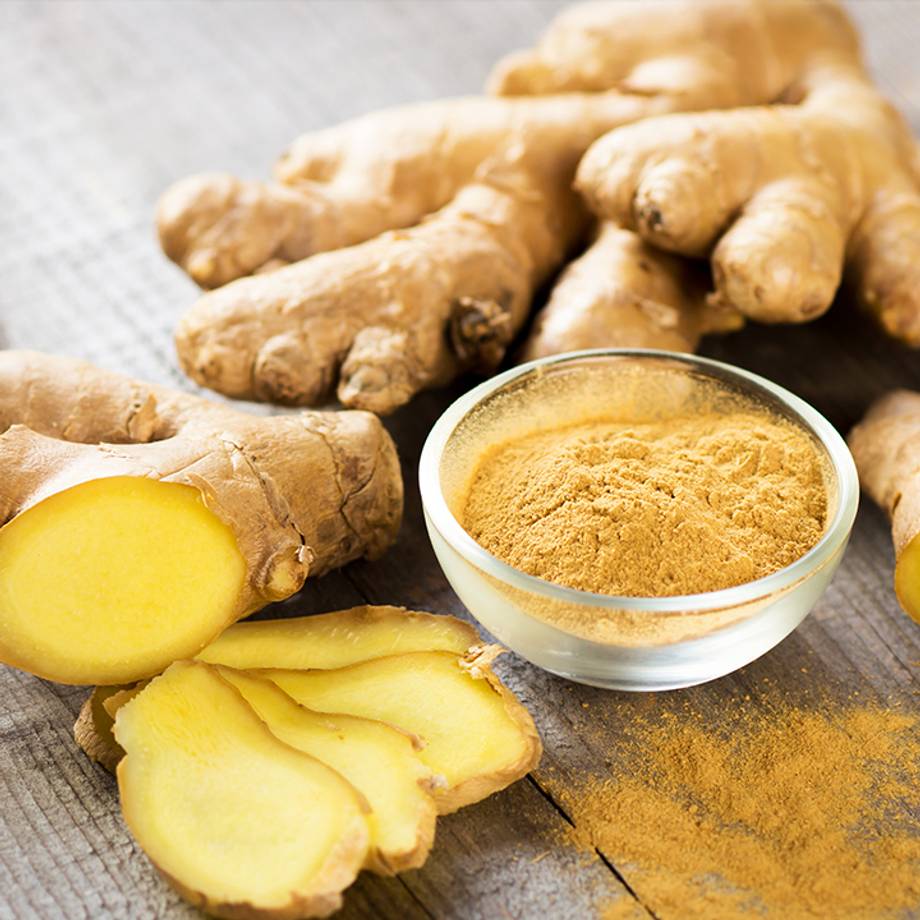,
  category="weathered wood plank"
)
[1,1,919,918]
